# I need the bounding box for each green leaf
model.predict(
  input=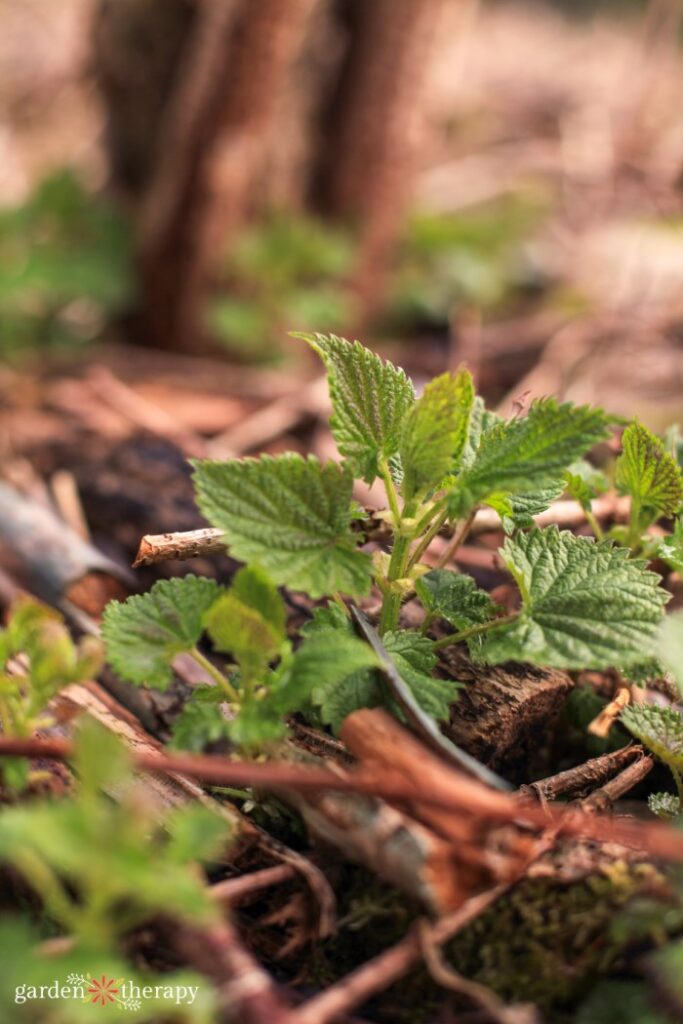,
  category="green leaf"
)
[306,607,456,731]
[659,610,683,695]
[102,576,220,689]
[448,398,611,518]
[299,627,383,731]
[204,597,282,677]
[658,516,683,574]
[564,459,608,512]
[647,792,681,821]
[616,421,683,522]
[169,688,231,752]
[480,527,668,670]
[230,565,286,636]
[383,630,456,723]
[400,369,474,498]
[486,480,565,534]
[621,702,683,770]
[192,453,372,598]
[415,568,496,629]
[297,333,415,482]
